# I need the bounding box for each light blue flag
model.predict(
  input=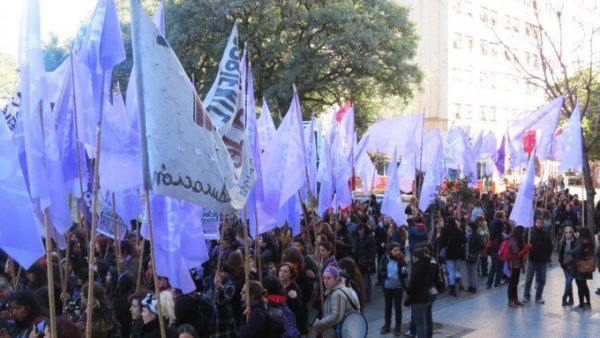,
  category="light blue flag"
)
[17,0,50,205]
[77,0,126,147]
[418,130,443,211]
[303,119,317,200]
[246,63,266,238]
[381,147,406,226]
[124,0,165,128]
[0,114,45,269]
[260,90,306,218]
[99,85,143,193]
[509,151,536,228]
[256,98,276,152]
[17,0,71,233]
[278,195,302,236]
[114,187,142,225]
[142,193,209,293]
[317,130,334,215]
[558,99,583,172]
